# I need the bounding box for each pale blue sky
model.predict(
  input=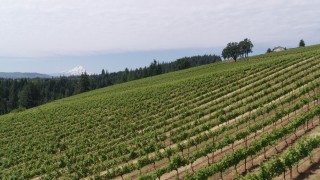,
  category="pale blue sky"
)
[0,48,221,74]
[0,0,319,74]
